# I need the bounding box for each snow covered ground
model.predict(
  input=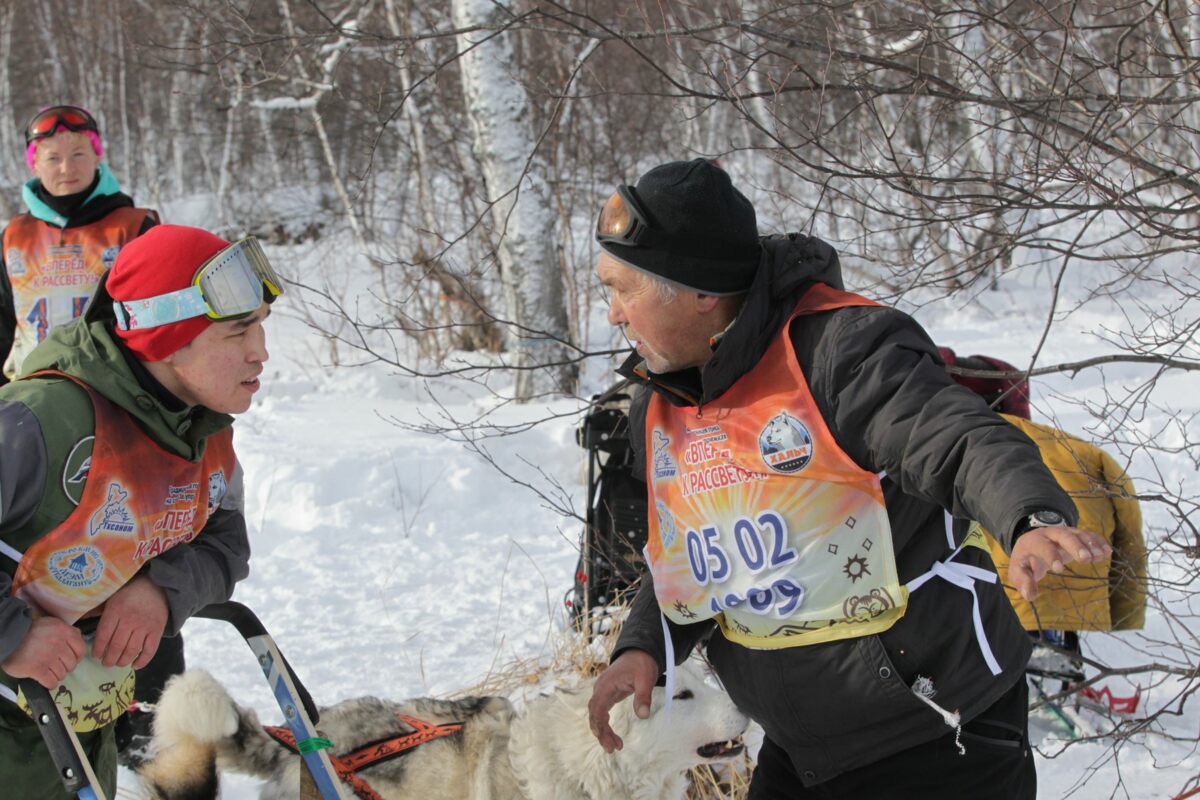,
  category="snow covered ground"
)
[114,227,1198,799]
